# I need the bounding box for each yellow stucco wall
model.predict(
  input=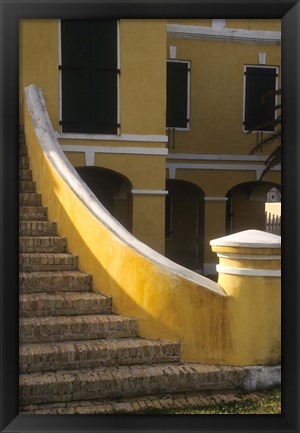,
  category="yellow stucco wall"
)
[120,19,167,135]
[165,36,281,155]
[19,19,59,127]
